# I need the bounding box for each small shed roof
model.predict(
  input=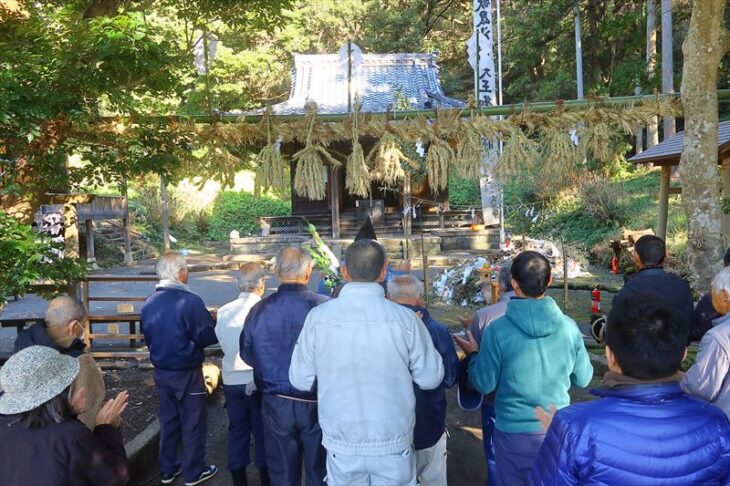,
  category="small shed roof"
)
[628,120,730,166]
[248,48,464,116]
